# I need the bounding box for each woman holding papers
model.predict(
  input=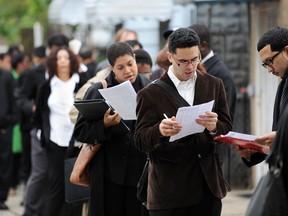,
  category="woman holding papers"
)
[134,28,232,216]
[73,42,150,216]
[33,47,87,215]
